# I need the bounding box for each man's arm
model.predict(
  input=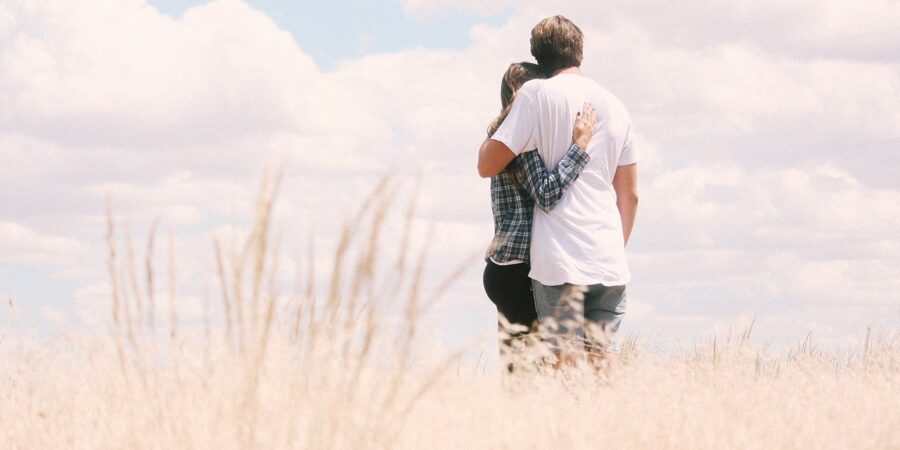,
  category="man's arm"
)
[612,163,638,245]
[477,138,517,178]
[516,144,590,212]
